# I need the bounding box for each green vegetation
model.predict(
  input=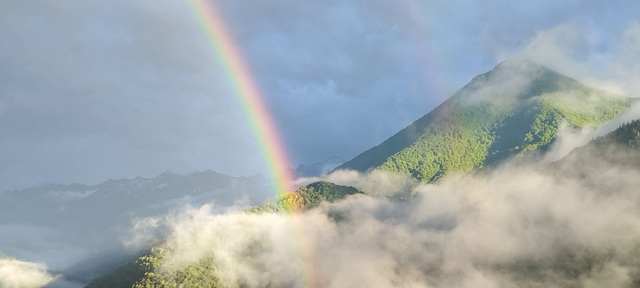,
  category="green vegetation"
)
[86,254,151,288]
[379,102,498,182]
[246,181,362,213]
[86,62,639,288]
[87,247,226,288]
[132,248,224,288]
[87,181,361,288]
[547,118,640,187]
[591,119,640,148]
[338,61,635,182]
